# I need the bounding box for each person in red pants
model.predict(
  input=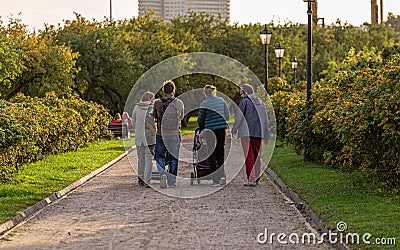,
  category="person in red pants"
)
[231,84,270,187]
